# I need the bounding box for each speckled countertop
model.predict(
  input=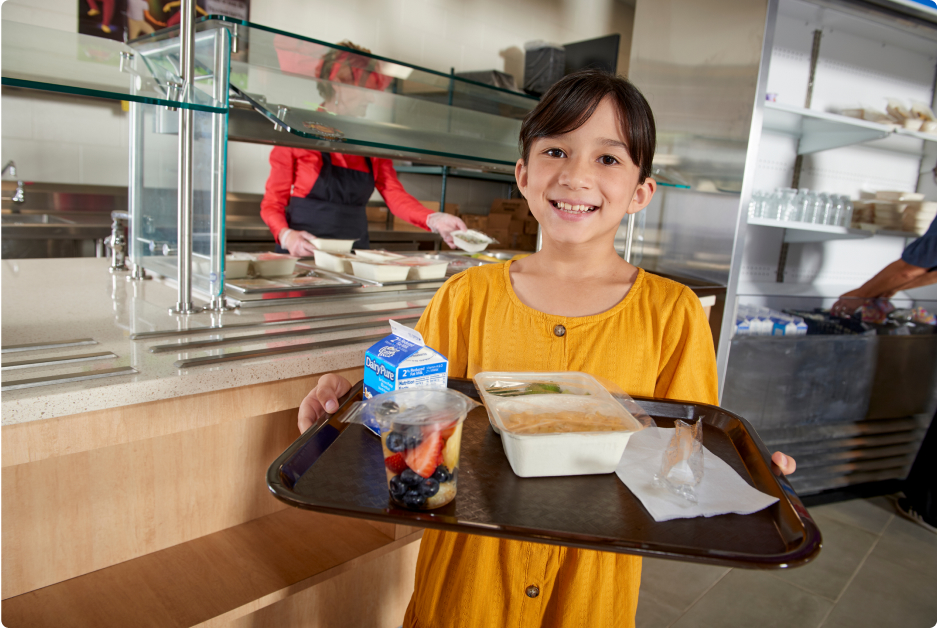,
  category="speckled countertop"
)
[1,258,435,425]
